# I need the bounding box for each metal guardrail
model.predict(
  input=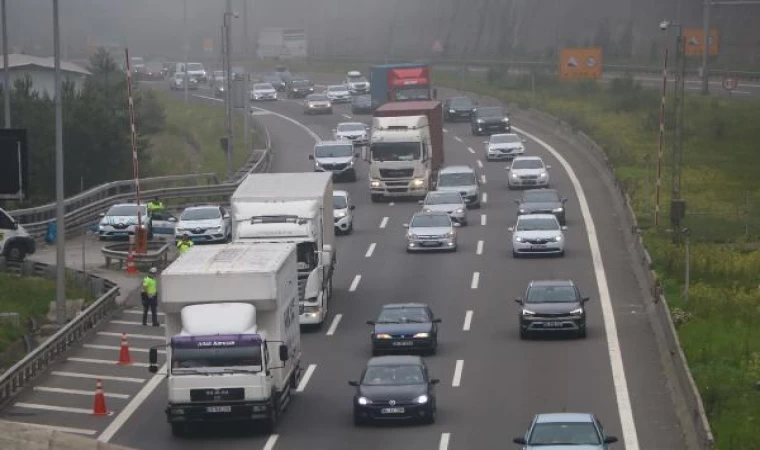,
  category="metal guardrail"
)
[102,241,171,269]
